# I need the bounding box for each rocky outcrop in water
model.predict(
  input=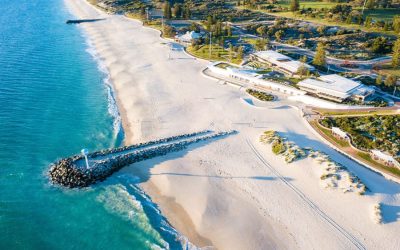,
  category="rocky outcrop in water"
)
[49,131,235,188]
